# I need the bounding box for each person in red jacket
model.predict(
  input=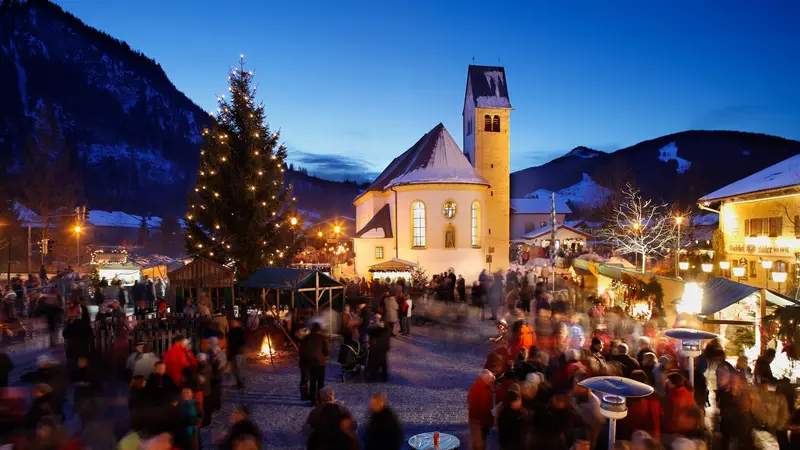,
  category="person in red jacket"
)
[618,370,662,440]
[468,369,496,450]
[662,372,695,436]
[163,337,198,387]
